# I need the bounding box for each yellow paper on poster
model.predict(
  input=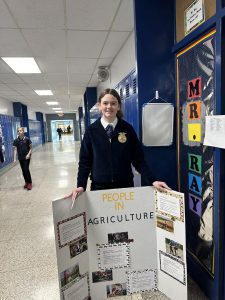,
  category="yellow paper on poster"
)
[188,123,201,142]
